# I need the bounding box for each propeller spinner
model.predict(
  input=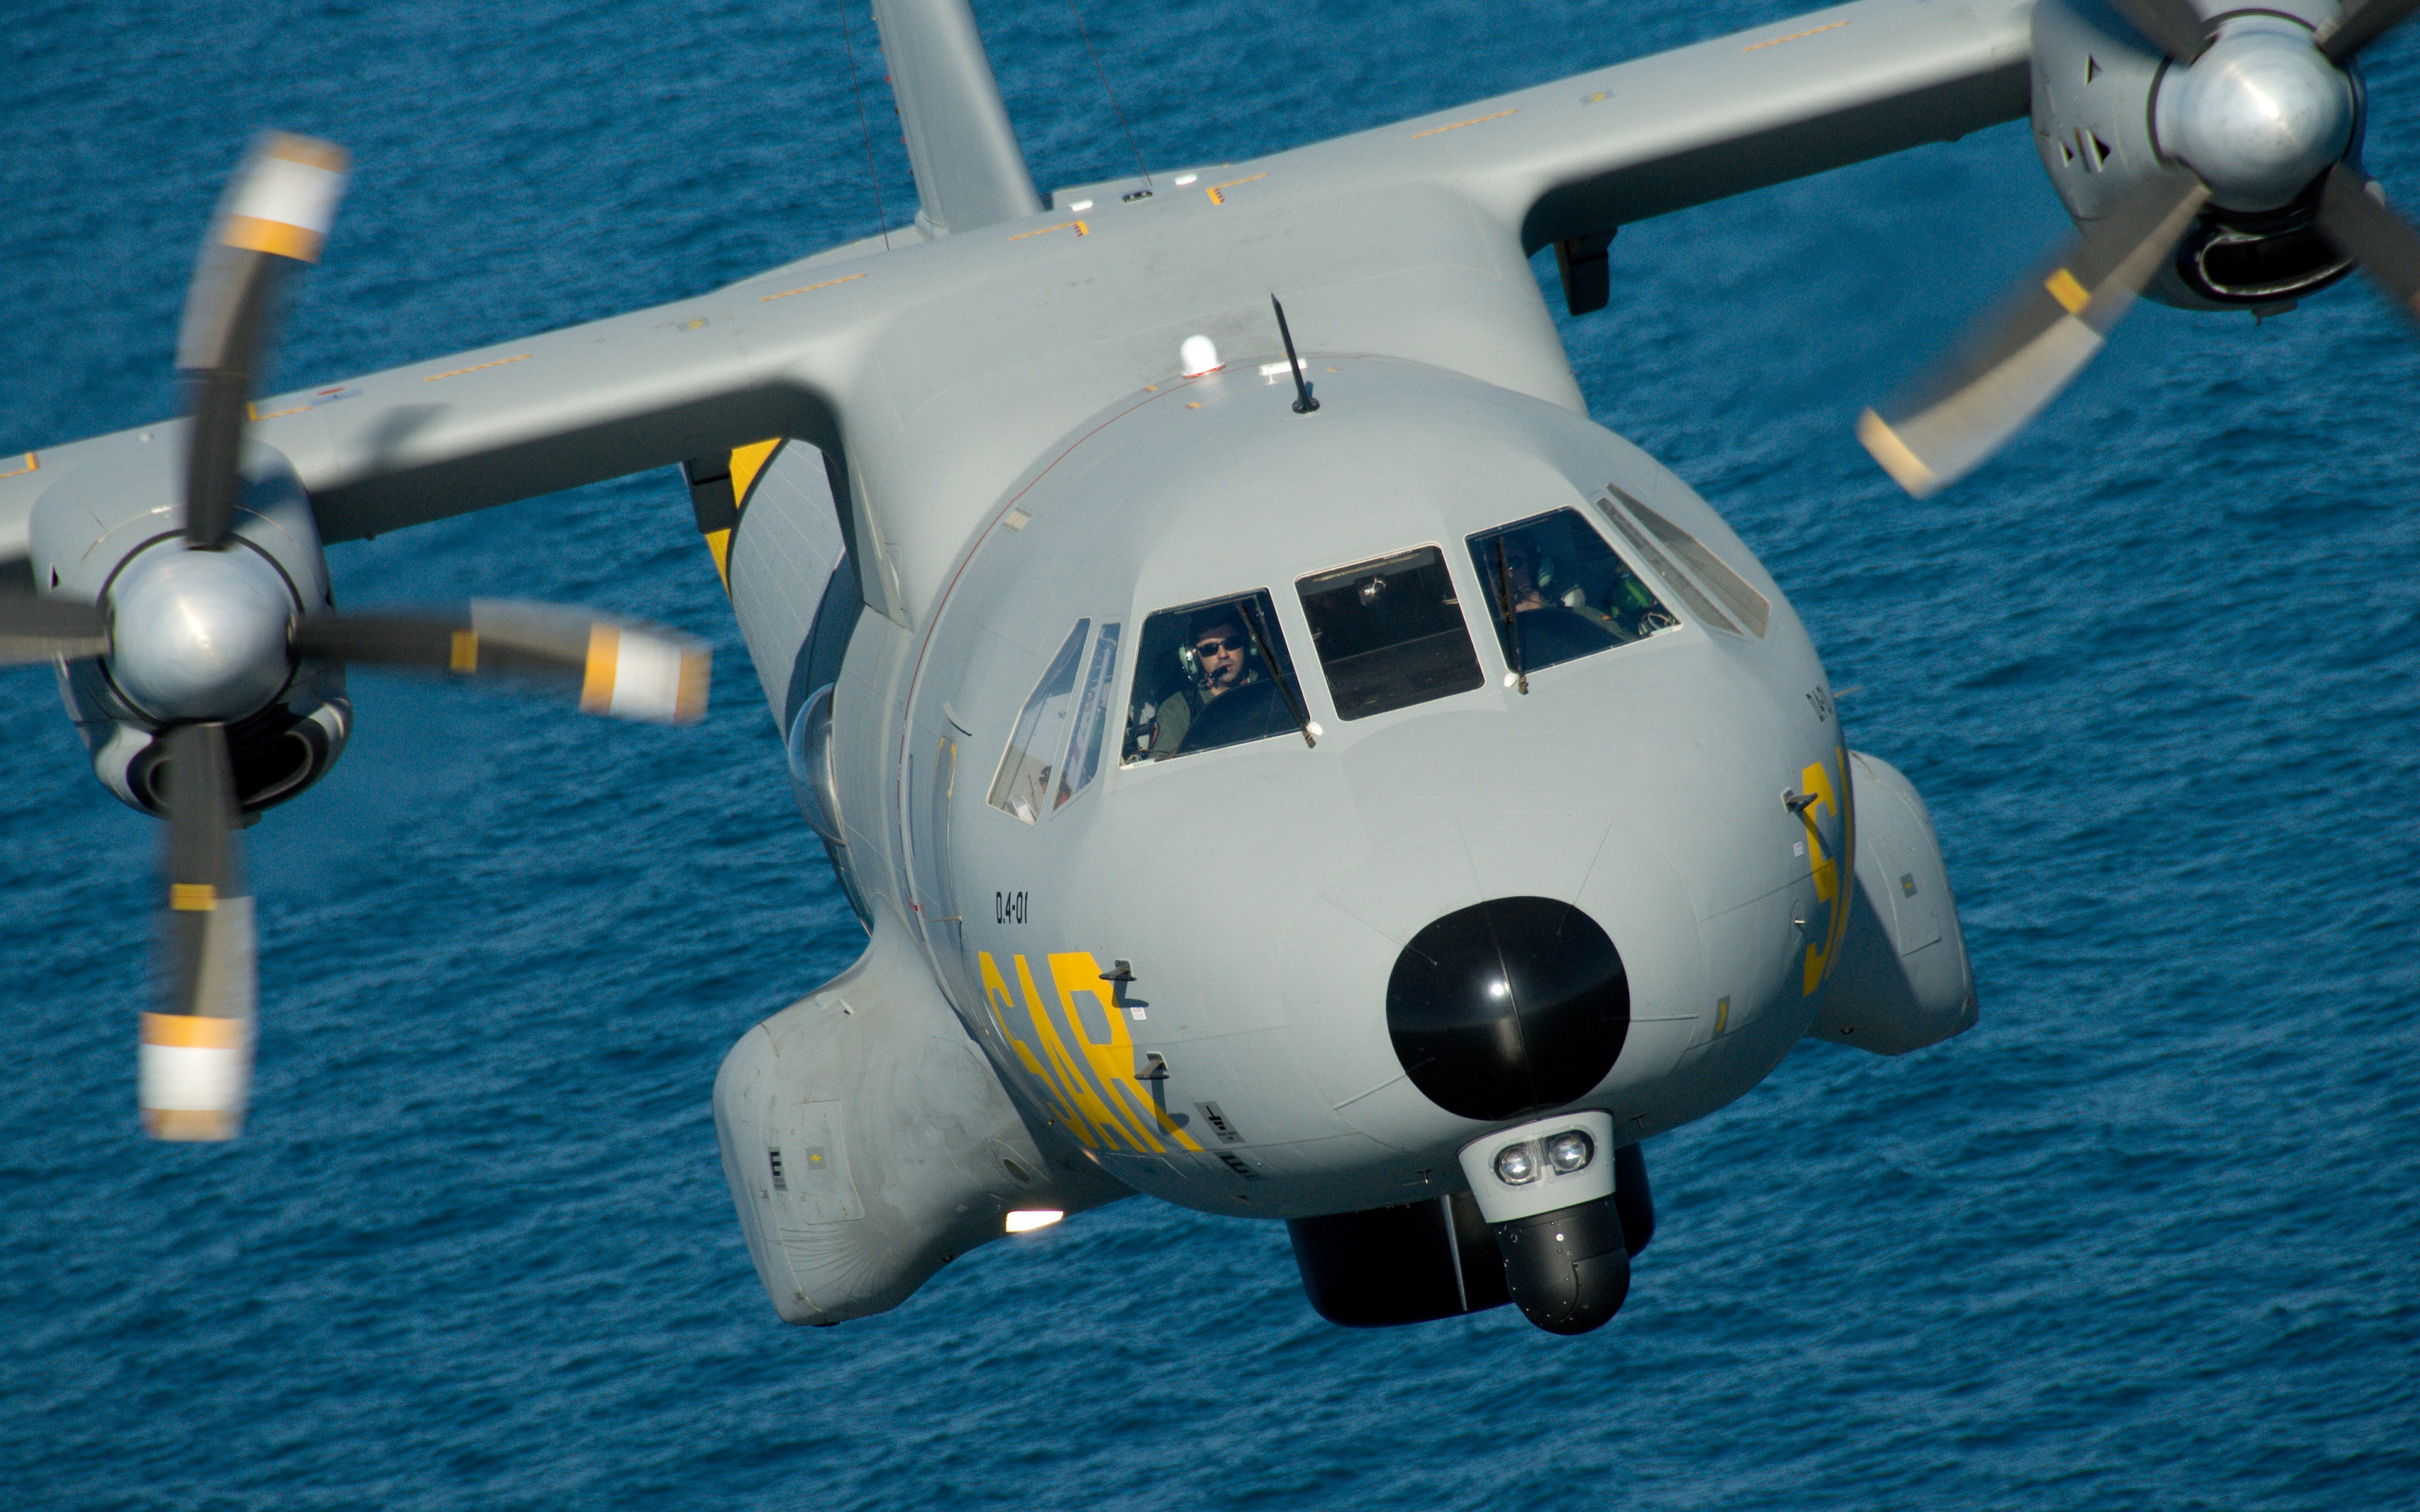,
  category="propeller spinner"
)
[1860,0,2420,496]
[0,134,713,1140]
